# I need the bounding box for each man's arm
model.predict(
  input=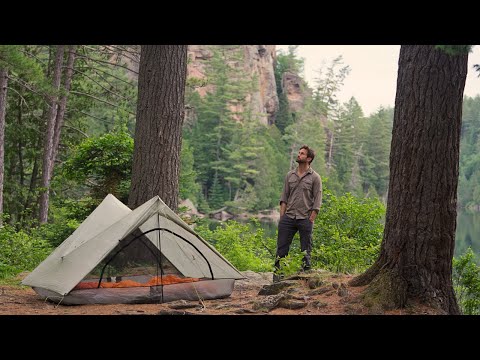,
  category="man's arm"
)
[279,174,290,216]
[309,175,323,223]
